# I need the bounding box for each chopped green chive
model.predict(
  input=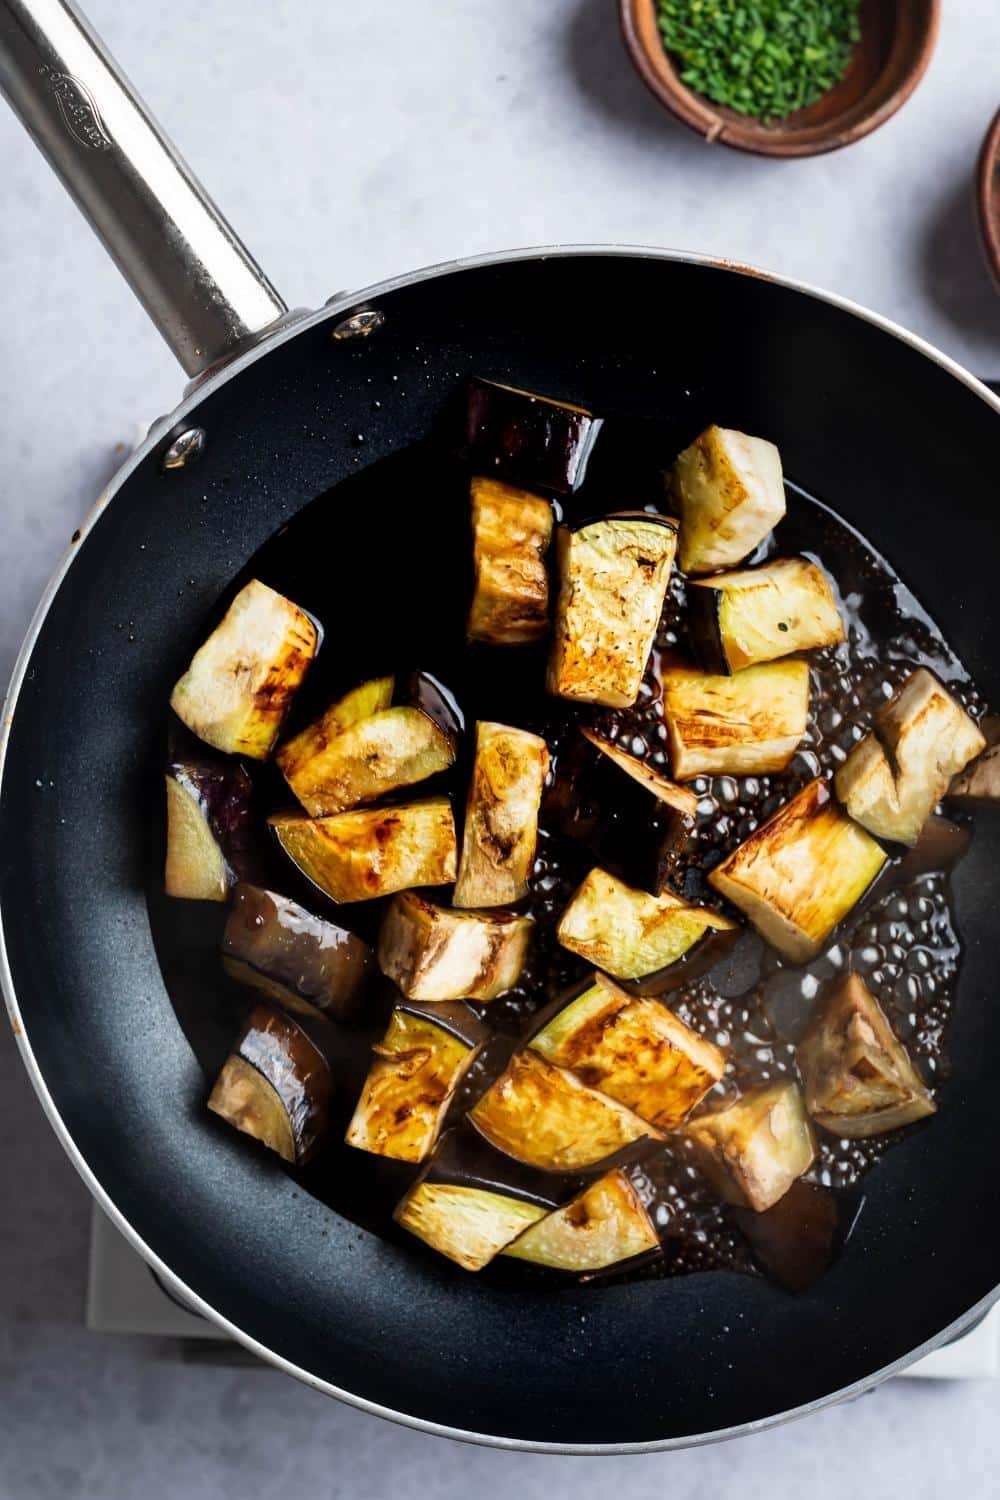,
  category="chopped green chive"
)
[656,0,861,123]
